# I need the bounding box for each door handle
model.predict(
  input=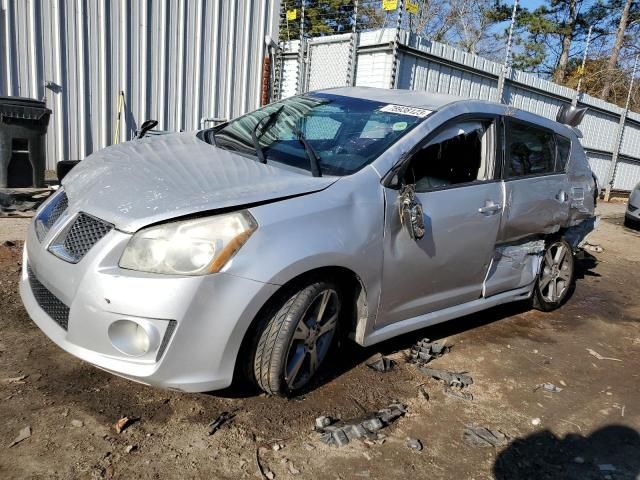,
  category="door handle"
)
[556,191,569,202]
[478,202,502,215]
